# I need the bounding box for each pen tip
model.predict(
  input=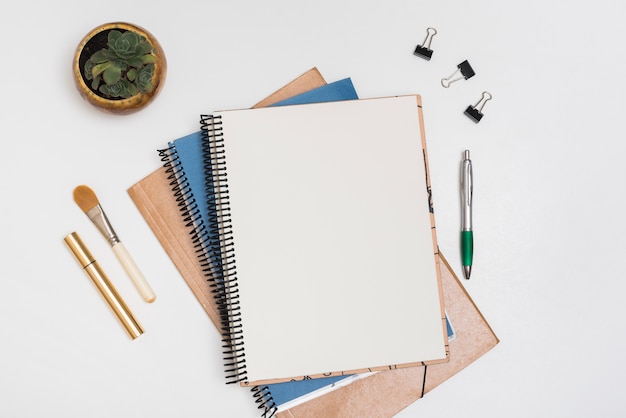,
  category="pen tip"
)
[463,265,472,280]
[464,150,470,159]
